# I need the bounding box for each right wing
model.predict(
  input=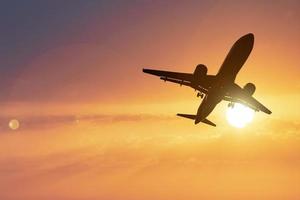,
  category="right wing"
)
[224,84,272,114]
[143,68,214,93]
